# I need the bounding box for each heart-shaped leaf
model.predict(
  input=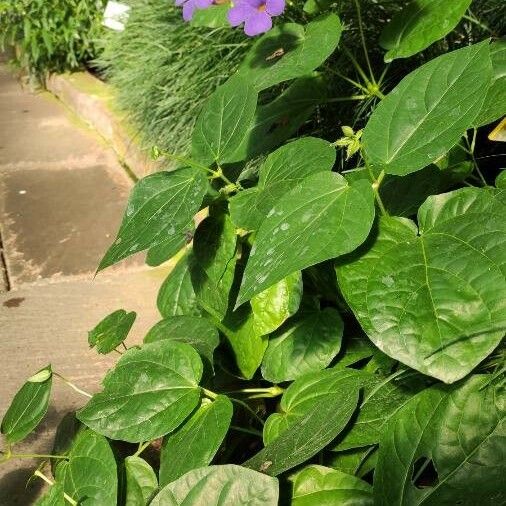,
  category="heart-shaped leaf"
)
[237,172,375,305]
[160,395,233,485]
[336,188,506,383]
[362,41,492,176]
[125,456,158,506]
[99,168,208,270]
[88,309,136,354]
[77,341,203,442]
[151,465,279,505]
